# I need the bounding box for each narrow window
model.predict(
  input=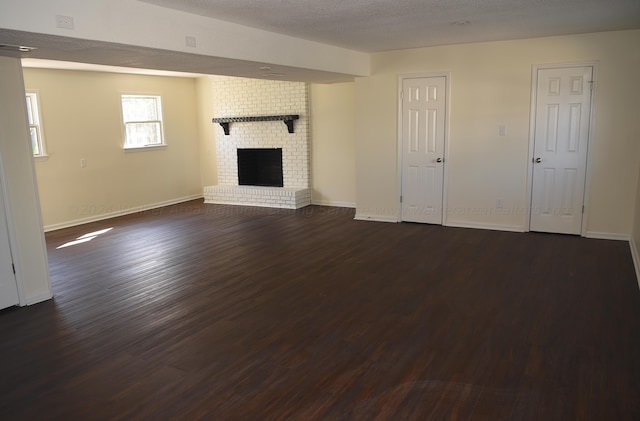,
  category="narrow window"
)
[121,95,165,149]
[25,92,46,157]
